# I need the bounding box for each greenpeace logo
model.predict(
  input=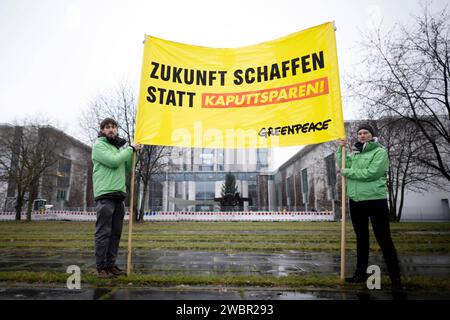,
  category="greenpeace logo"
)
[258,119,332,138]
